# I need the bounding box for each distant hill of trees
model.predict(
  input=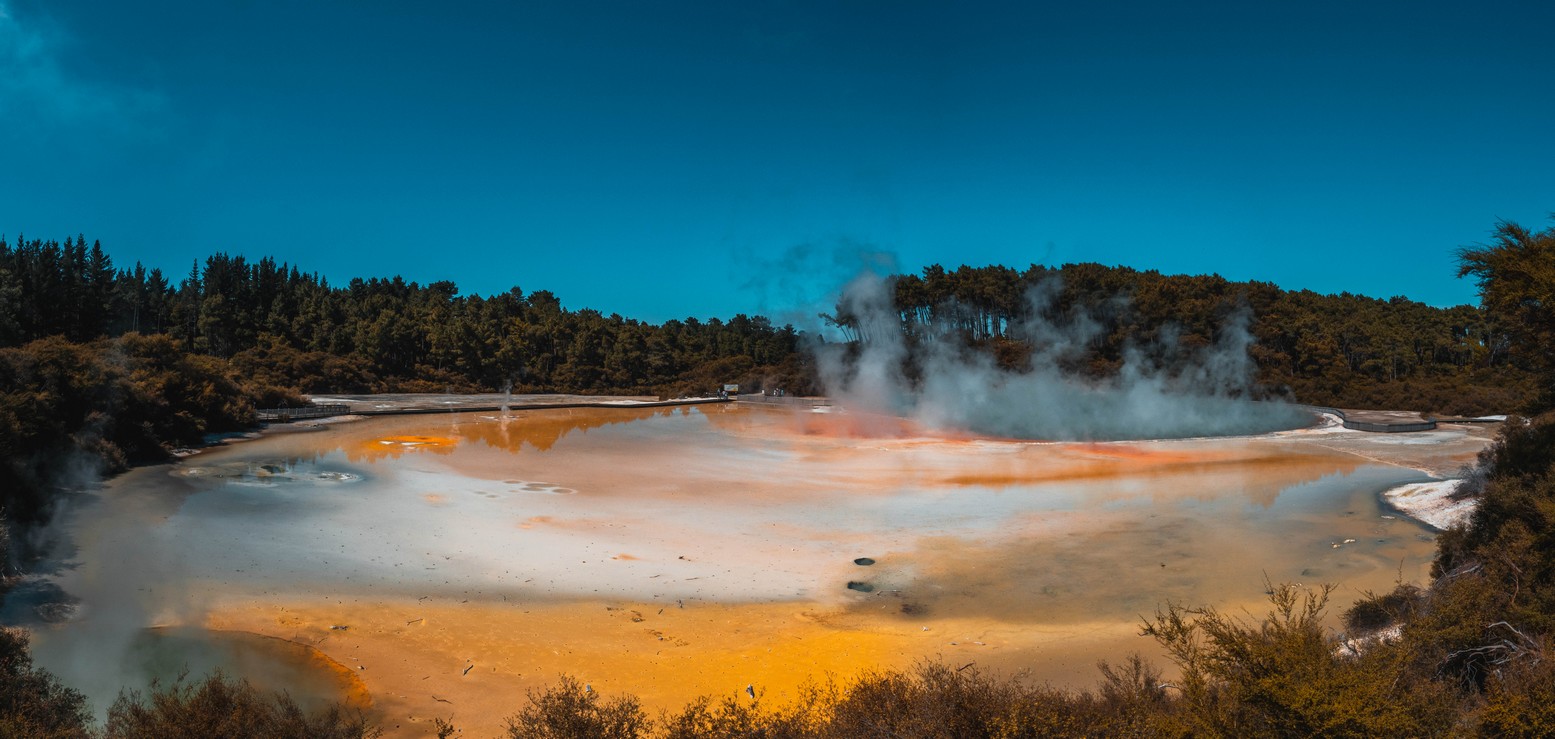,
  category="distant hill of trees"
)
[0,235,812,398]
[840,262,1533,416]
[1,234,1535,415]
